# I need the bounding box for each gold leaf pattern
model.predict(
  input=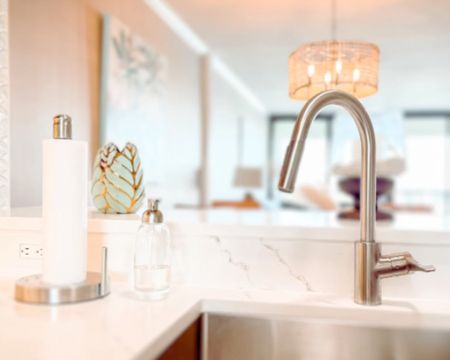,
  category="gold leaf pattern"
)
[92,142,145,214]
